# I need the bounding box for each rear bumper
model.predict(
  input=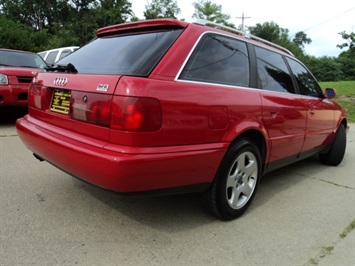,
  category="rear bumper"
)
[0,84,29,107]
[16,115,227,193]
